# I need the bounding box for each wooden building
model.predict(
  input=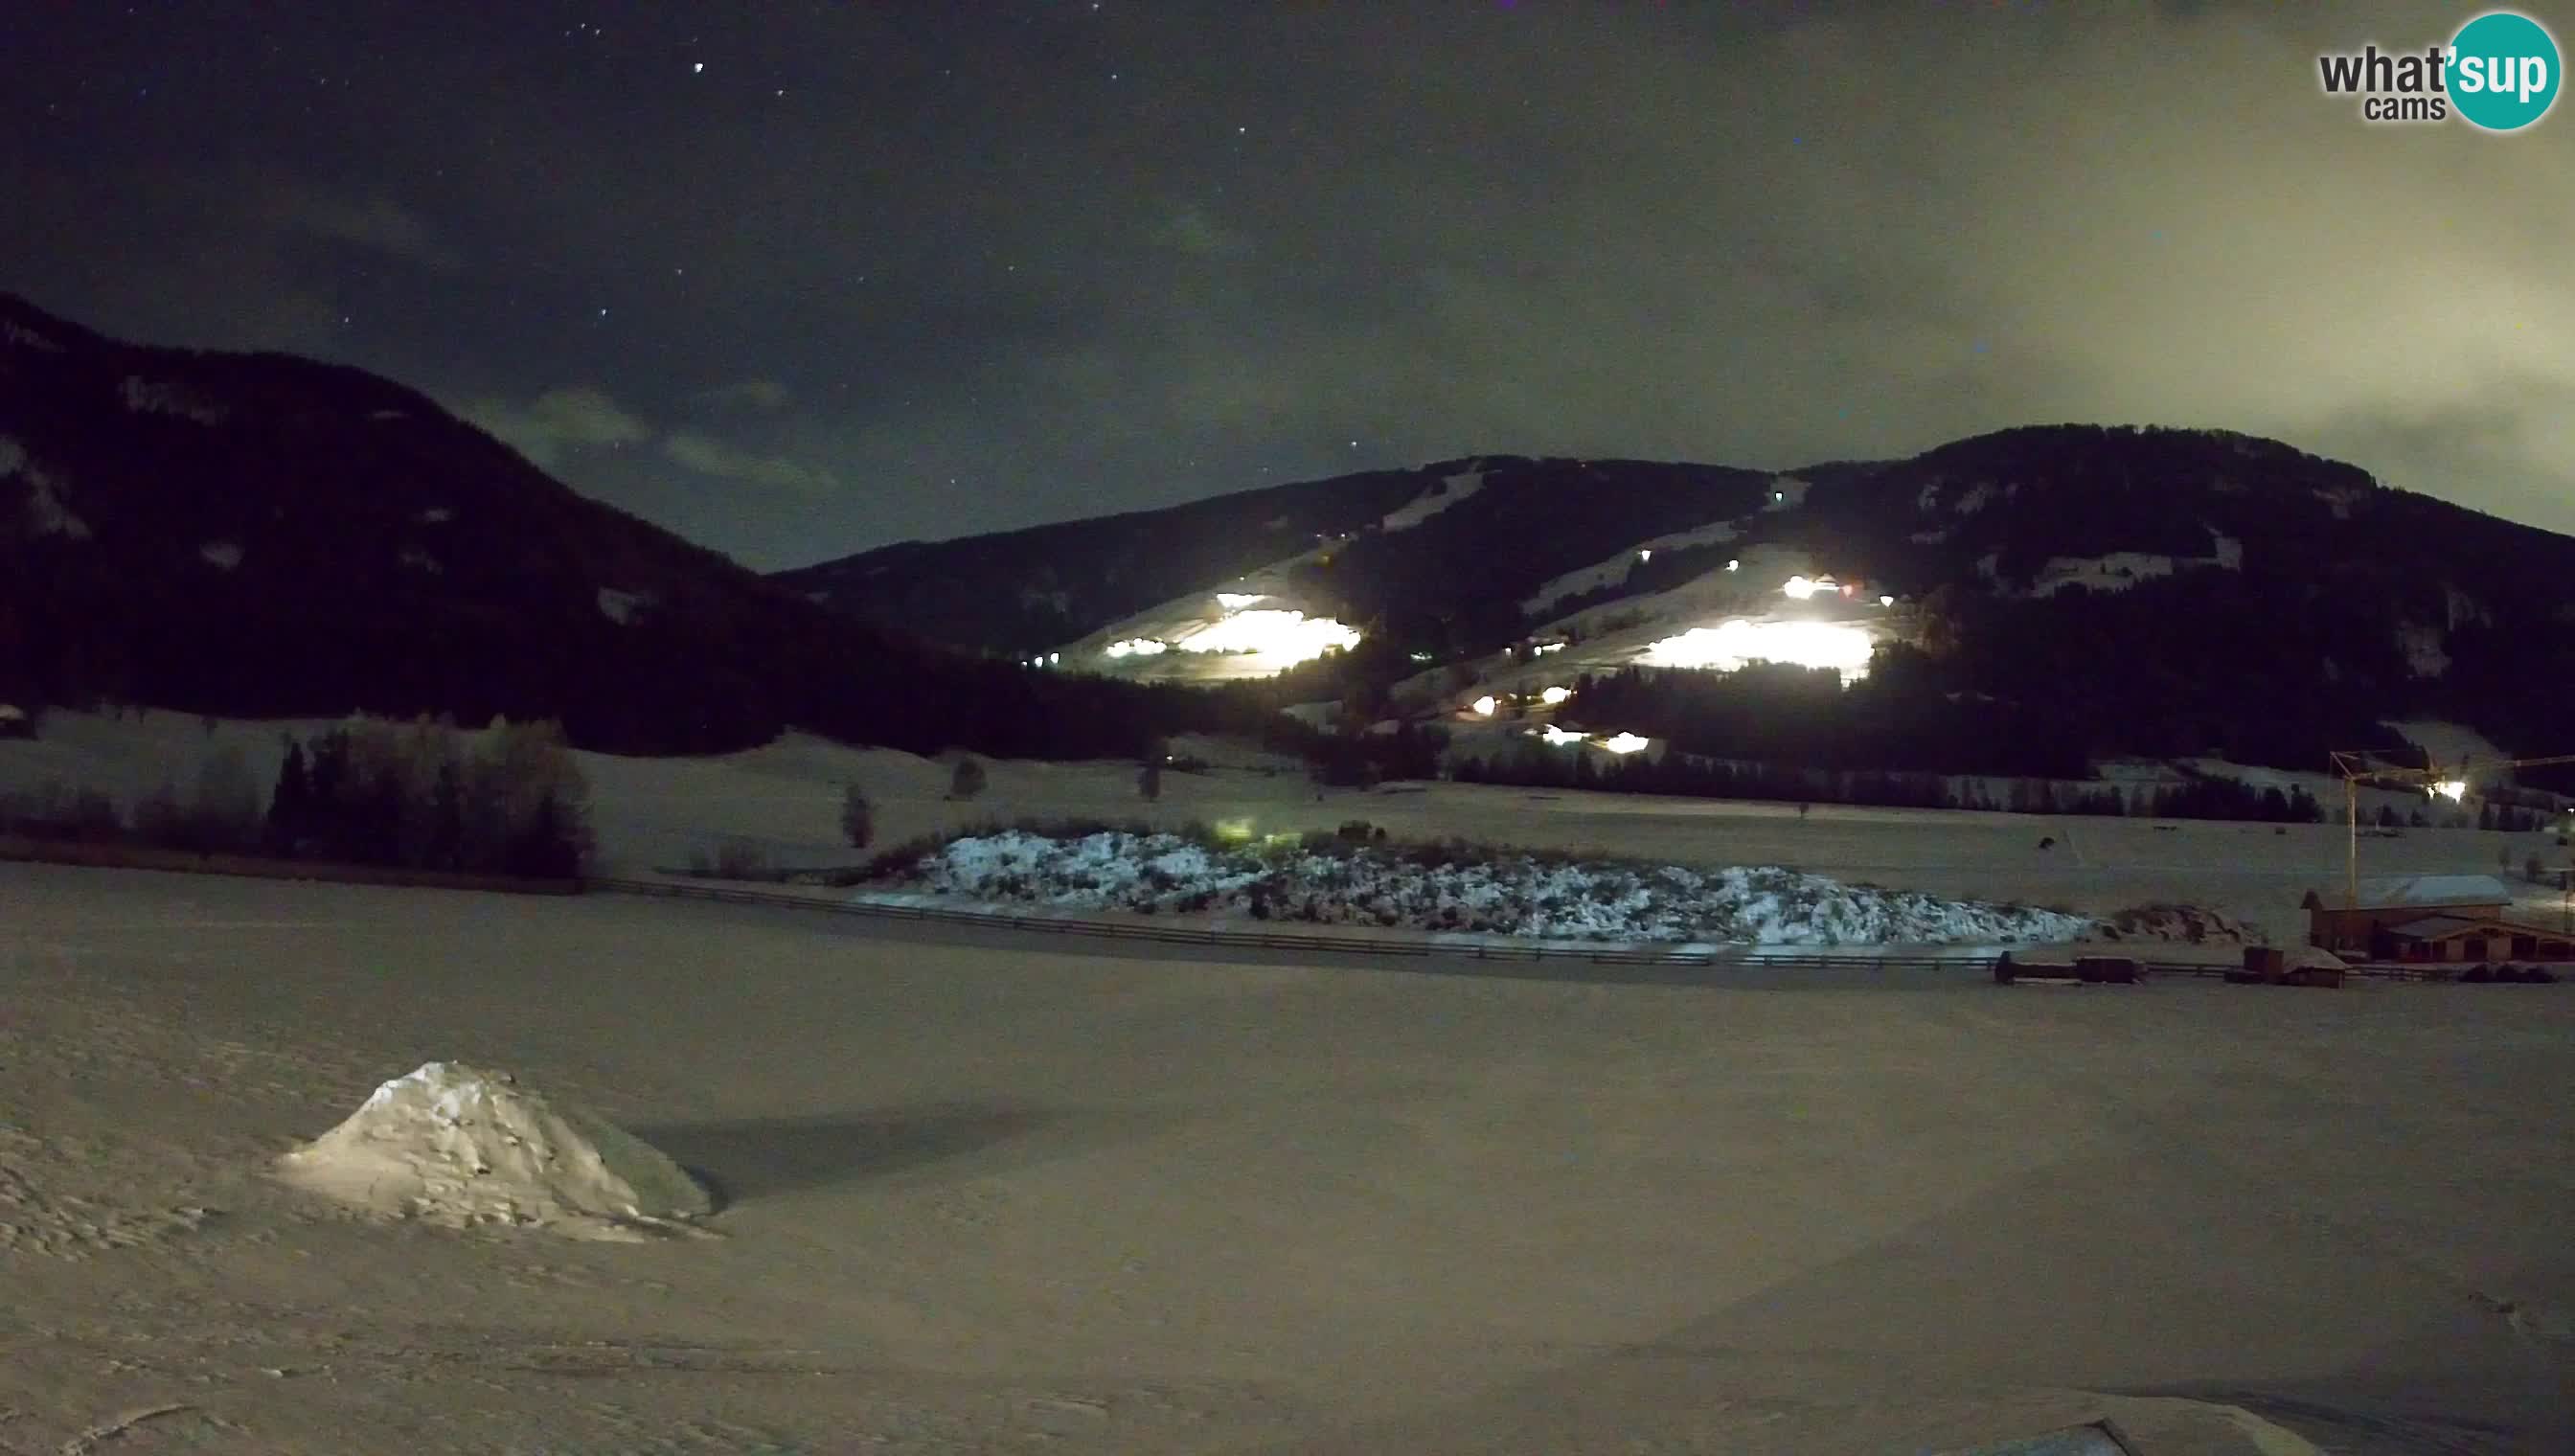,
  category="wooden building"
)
[2304,873,2575,963]
[2371,914,2575,965]
[2302,874,2510,954]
